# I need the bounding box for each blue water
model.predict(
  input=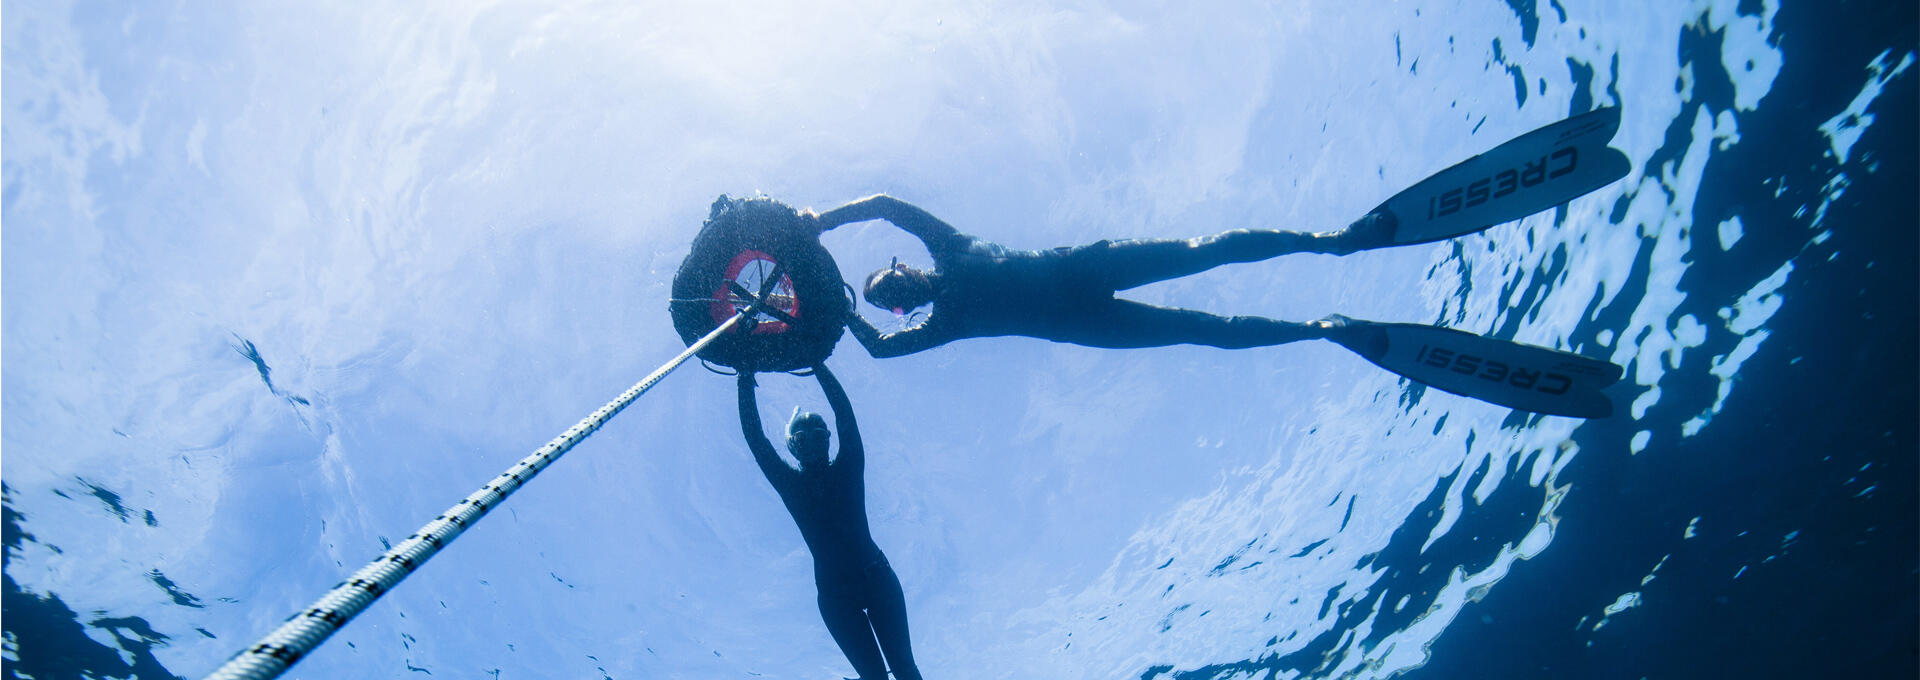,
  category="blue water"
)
[4,1,1914,679]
